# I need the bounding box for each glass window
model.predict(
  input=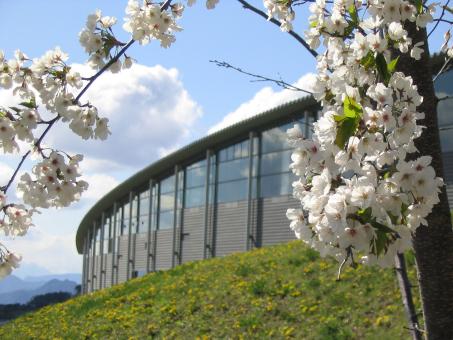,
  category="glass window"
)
[261,123,293,153]
[217,179,248,203]
[140,196,150,216]
[185,187,205,208]
[260,173,296,198]
[159,210,174,230]
[94,222,100,255]
[121,200,130,236]
[138,215,149,234]
[186,161,206,188]
[160,175,175,194]
[218,158,249,182]
[435,71,453,153]
[440,130,453,152]
[158,176,175,230]
[261,150,292,175]
[103,215,110,254]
